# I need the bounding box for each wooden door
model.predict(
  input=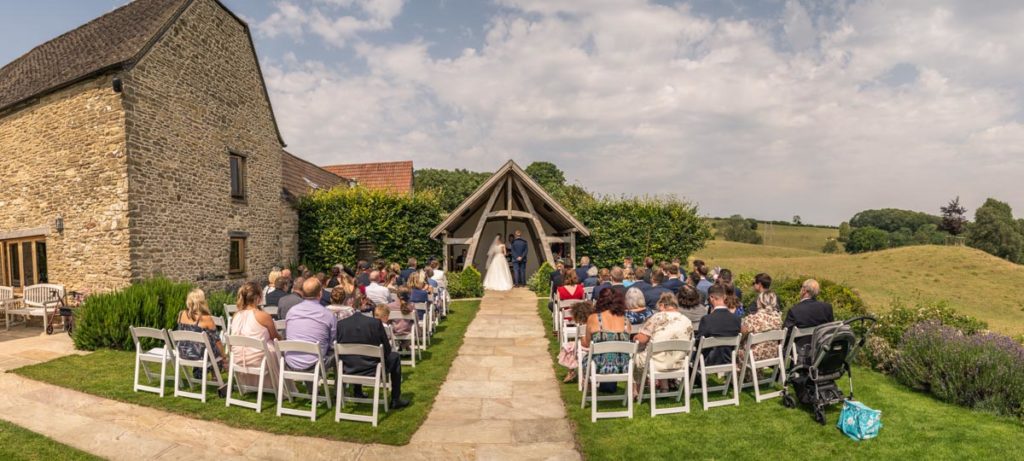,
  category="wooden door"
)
[0,237,47,289]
